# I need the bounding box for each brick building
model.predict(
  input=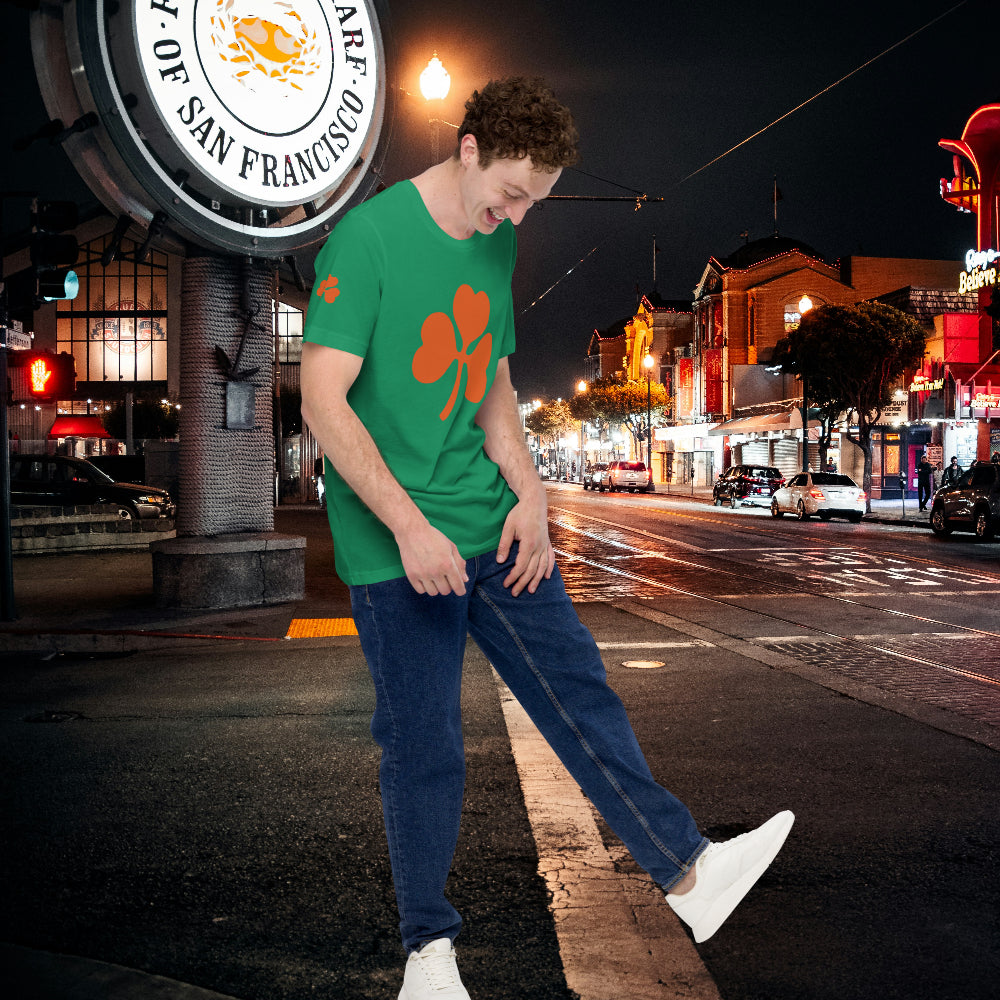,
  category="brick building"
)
[605,235,973,491]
